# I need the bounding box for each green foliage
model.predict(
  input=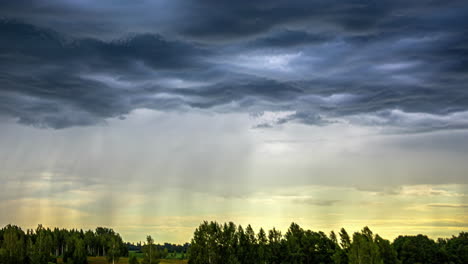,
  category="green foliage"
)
[284,222,304,264]
[432,232,468,264]
[375,235,400,264]
[445,232,468,264]
[0,225,26,264]
[188,221,222,264]
[73,237,88,264]
[128,255,139,264]
[257,228,268,264]
[63,234,87,264]
[0,224,126,264]
[348,227,382,264]
[28,225,55,264]
[238,224,257,264]
[141,235,161,264]
[339,228,351,250]
[268,227,284,264]
[1,222,466,264]
[106,236,123,264]
[393,234,439,264]
[188,221,467,264]
[189,221,339,264]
